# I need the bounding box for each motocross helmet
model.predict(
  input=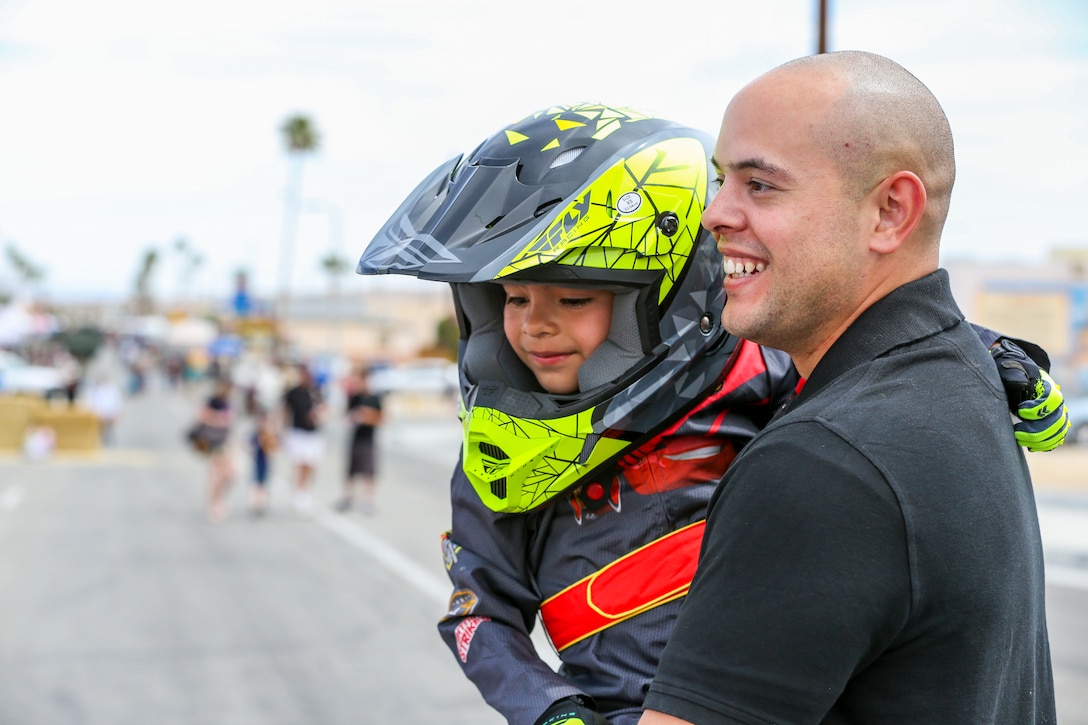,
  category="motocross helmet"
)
[358,103,738,513]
